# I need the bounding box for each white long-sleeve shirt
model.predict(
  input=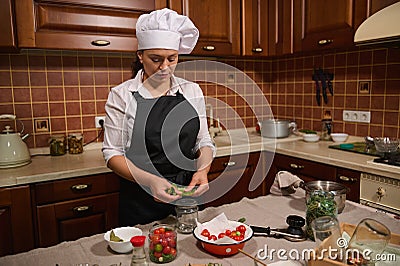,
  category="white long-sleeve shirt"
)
[102,70,215,164]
